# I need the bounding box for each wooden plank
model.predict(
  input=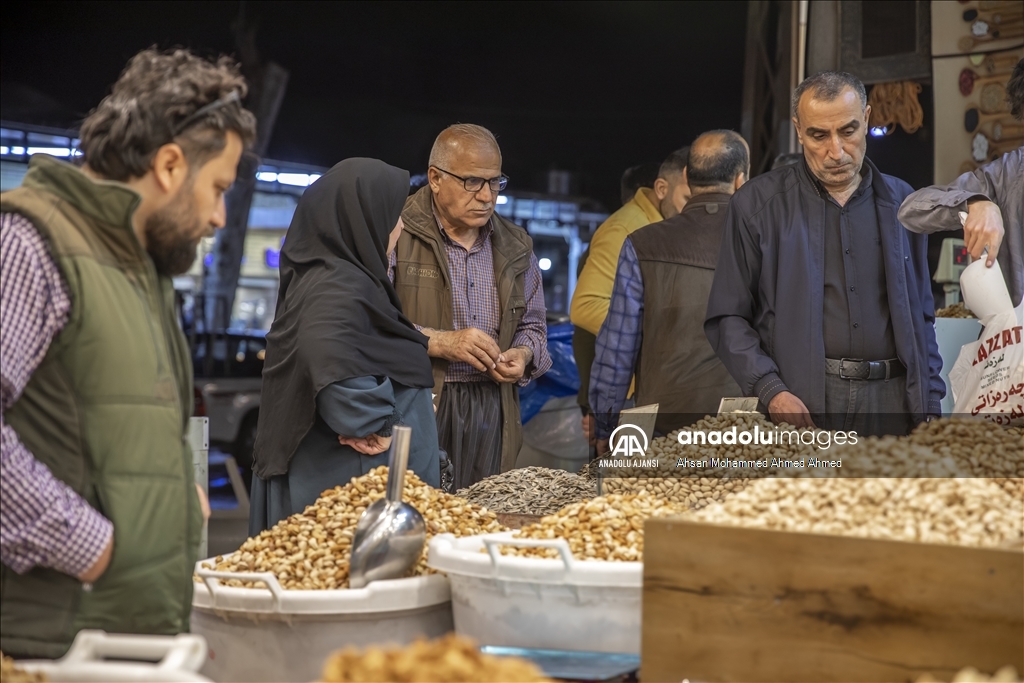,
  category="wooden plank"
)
[642,518,1023,683]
